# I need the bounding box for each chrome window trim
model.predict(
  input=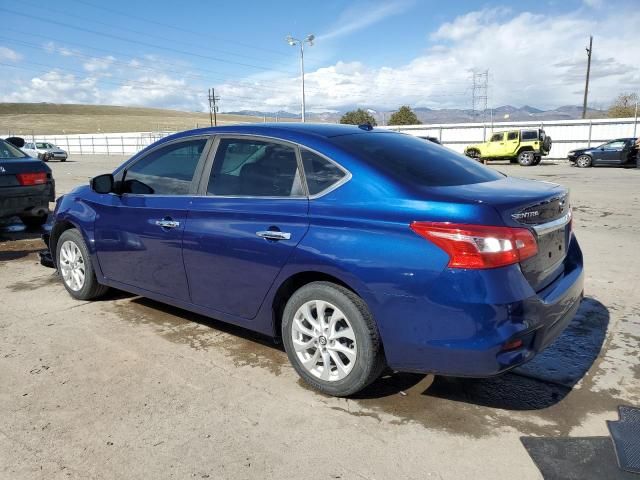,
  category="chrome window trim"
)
[532,209,572,236]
